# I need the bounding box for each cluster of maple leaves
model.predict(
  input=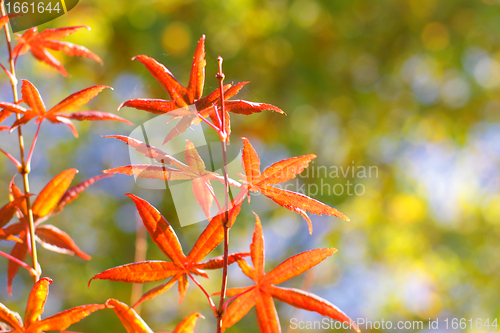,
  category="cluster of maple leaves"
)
[0,9,358,333]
